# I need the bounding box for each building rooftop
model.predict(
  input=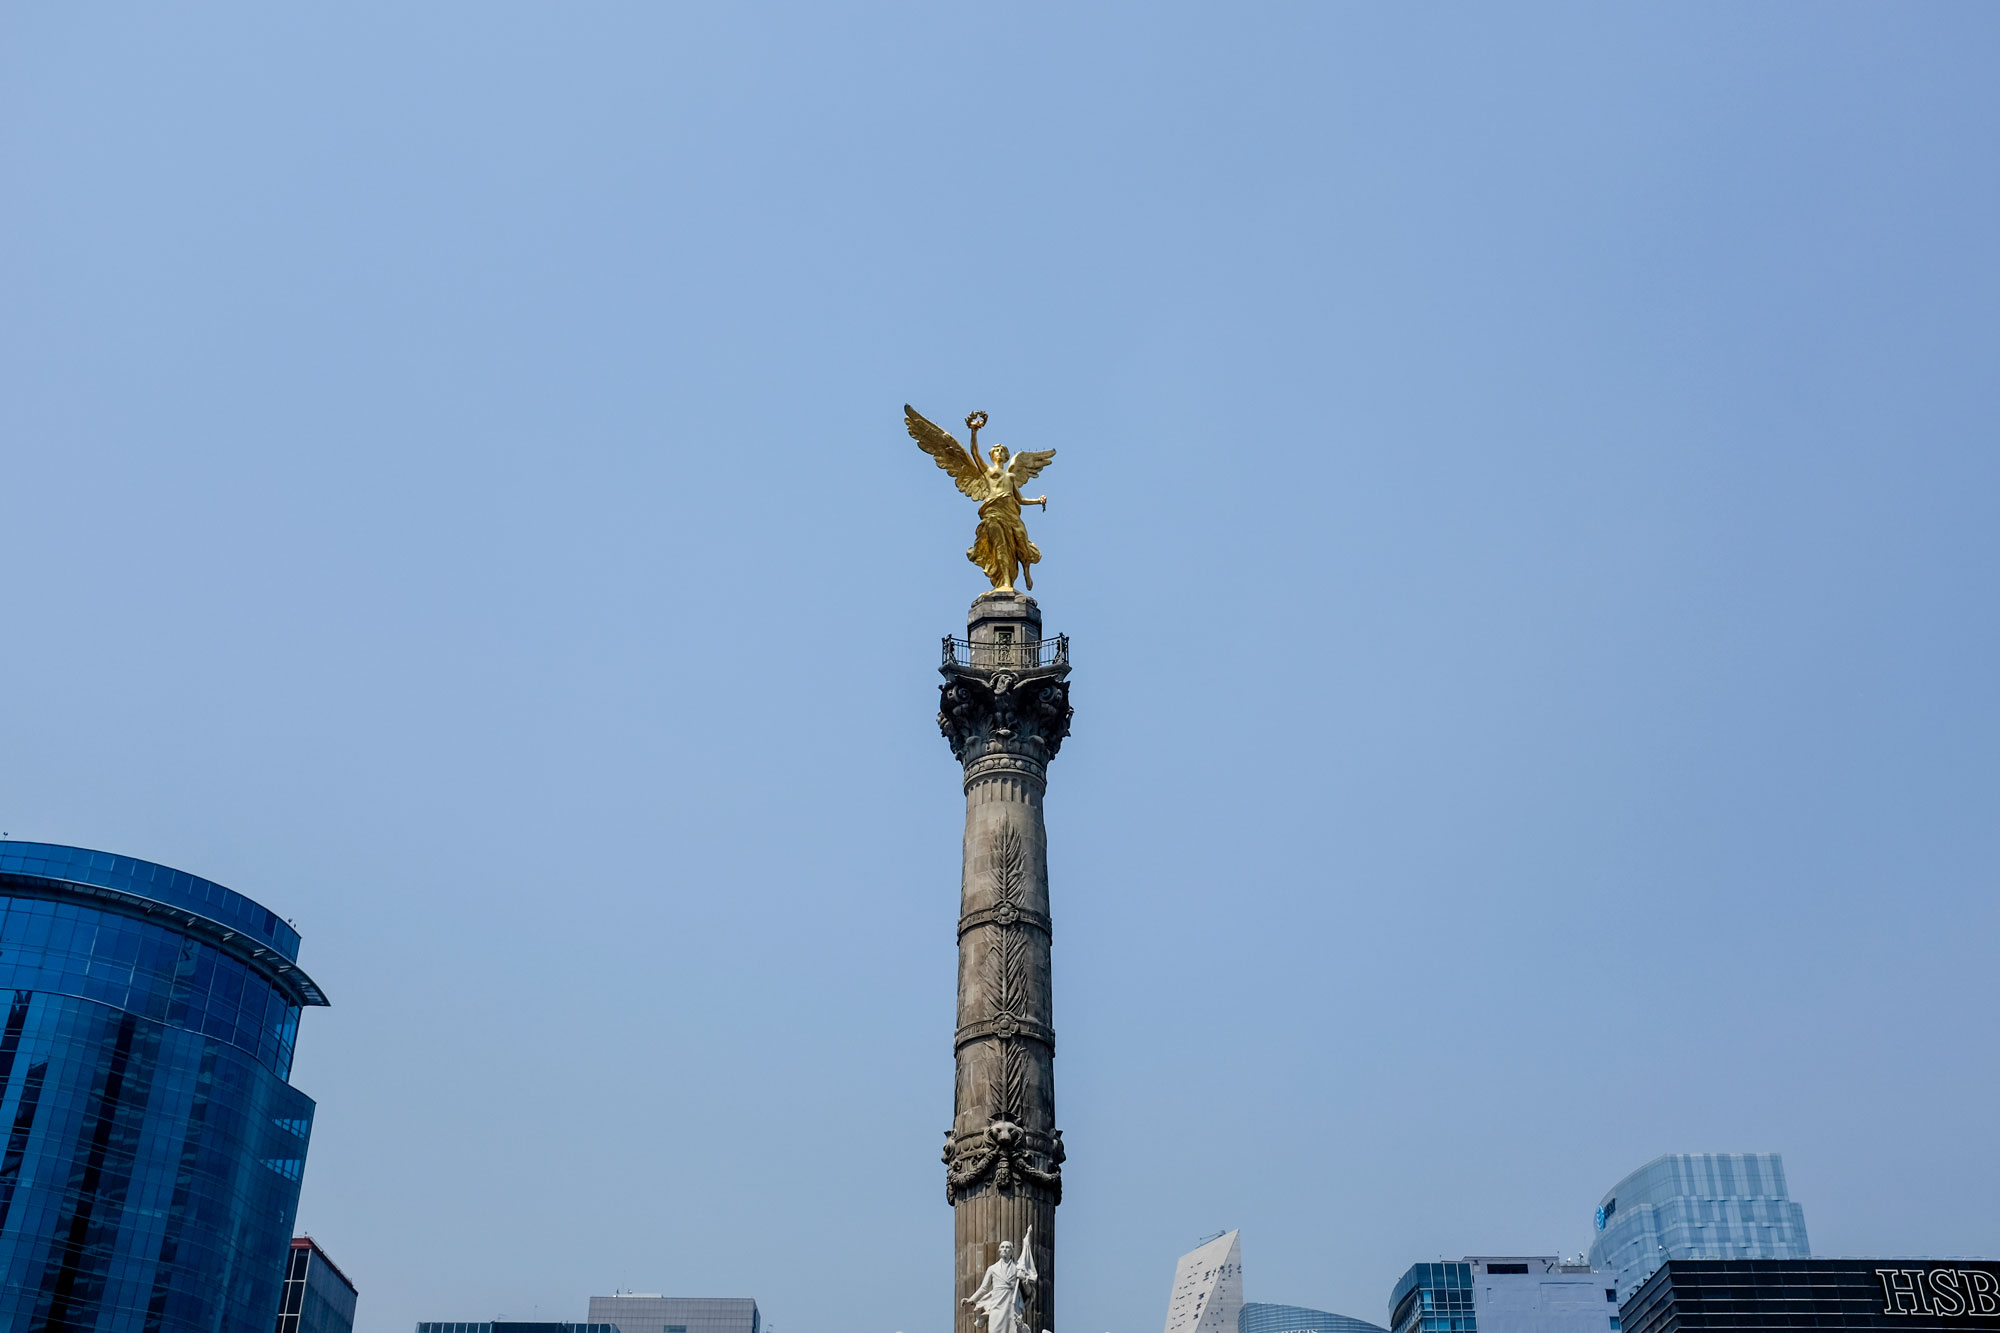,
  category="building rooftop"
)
[0,840,301,957]
[0,839,327,1005]
[293,1236,358,1296]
